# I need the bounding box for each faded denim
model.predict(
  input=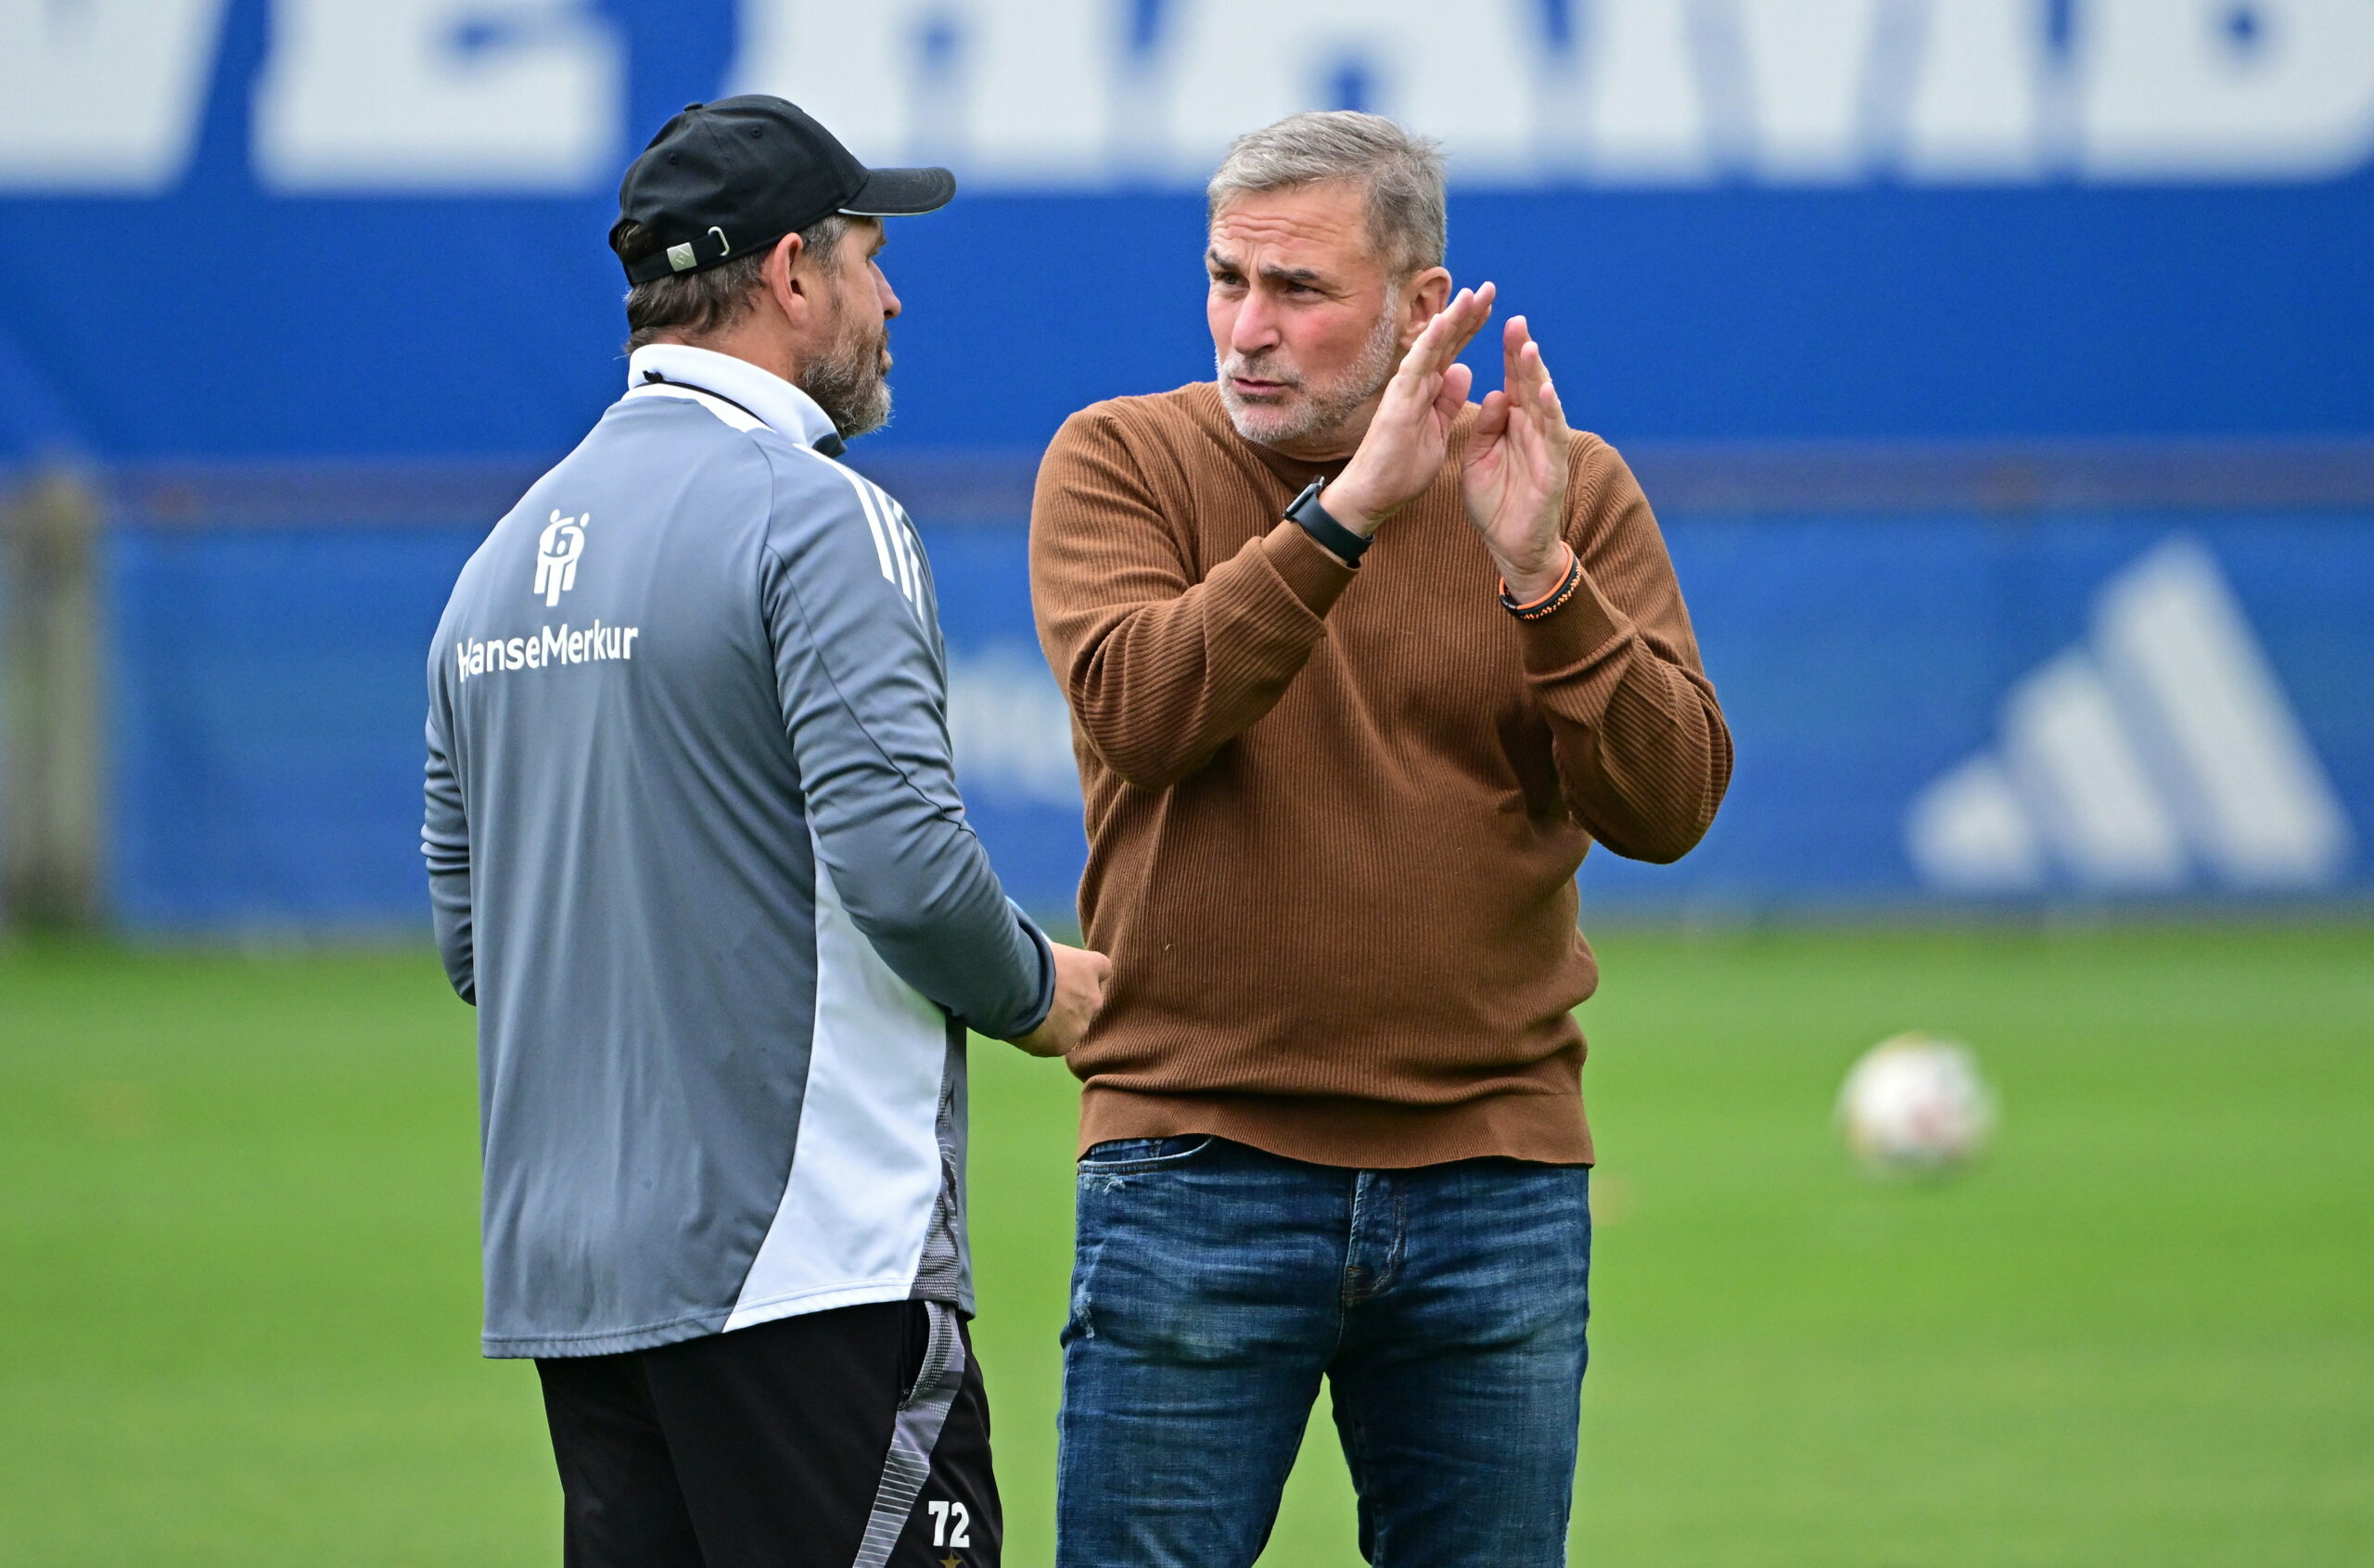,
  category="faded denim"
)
[1056,1136,1591,1568]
